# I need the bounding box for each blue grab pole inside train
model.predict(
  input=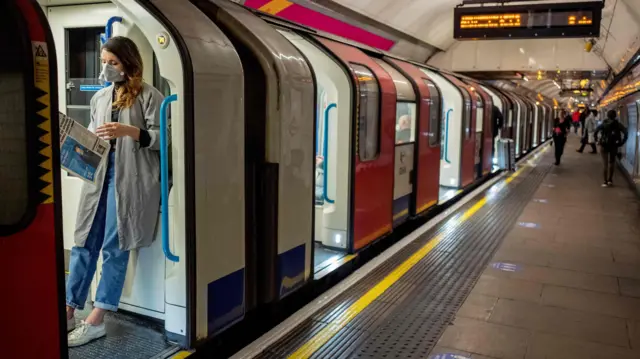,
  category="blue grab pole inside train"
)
[323,103,337,204]
[444,109,453,164]
[160,94,179,262]
[100,16,123,87]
